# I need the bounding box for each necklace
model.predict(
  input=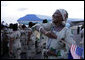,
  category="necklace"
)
[53,24,64,32]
